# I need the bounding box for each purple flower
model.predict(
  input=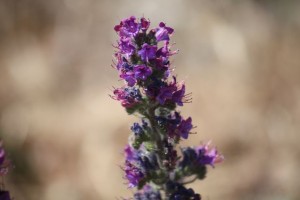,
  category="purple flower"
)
[155,22,174,42]
[120,71,136,87]
[156,41,178,58]
[177,117,193,139]
[124,145,138,161]
[134,65,152,80]
[196,142,224,167]
[155,77,187,106]
[125,161,144,188]
[114,16,139,37]
[172,83,186,106]
[164,113,193,140]
[124,146,144,187]
[118,37,135,56]
[156,85,176,105]
[153,57,169,71]
[138,44,157,62]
